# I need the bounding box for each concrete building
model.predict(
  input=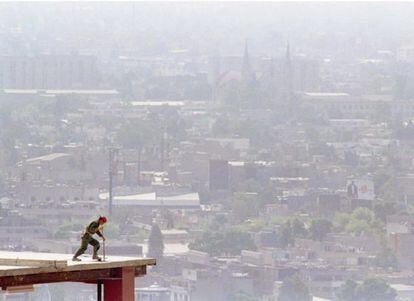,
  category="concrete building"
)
[301,92,414,120]
[0,54,99,89]
[135,283,171,301]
